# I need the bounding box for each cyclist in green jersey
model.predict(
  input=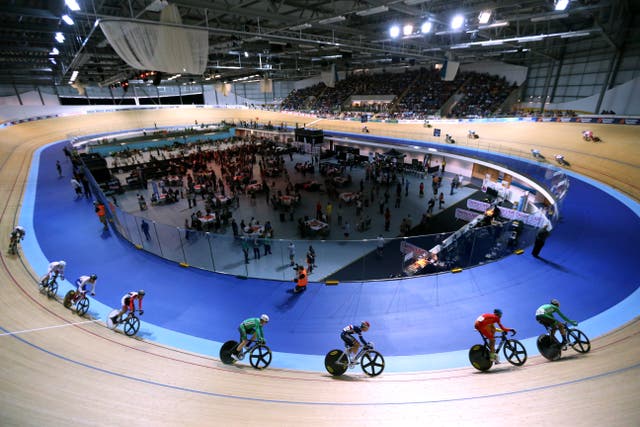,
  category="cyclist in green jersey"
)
[535,299,577,348]
[234,314,269,358]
